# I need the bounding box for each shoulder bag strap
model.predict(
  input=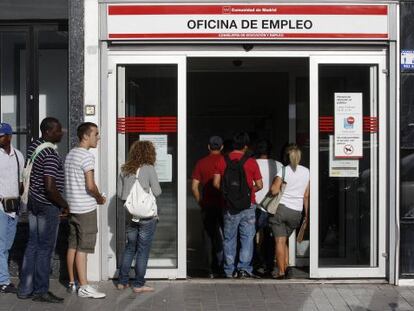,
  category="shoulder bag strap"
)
[30,142,57,163]
[282,166,286,182]
[15,150,20,195]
